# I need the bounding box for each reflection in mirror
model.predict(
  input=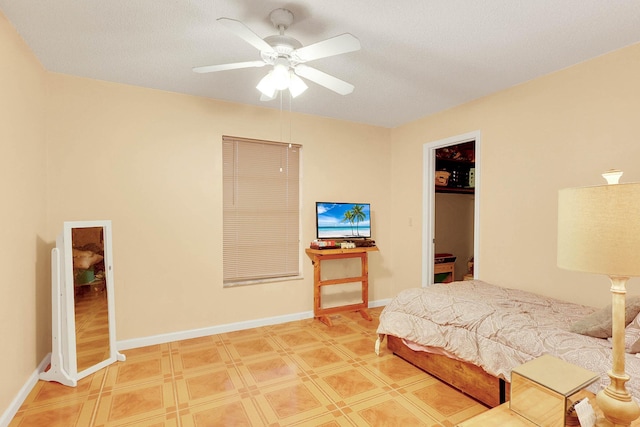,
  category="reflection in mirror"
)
[72,227,110,372]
